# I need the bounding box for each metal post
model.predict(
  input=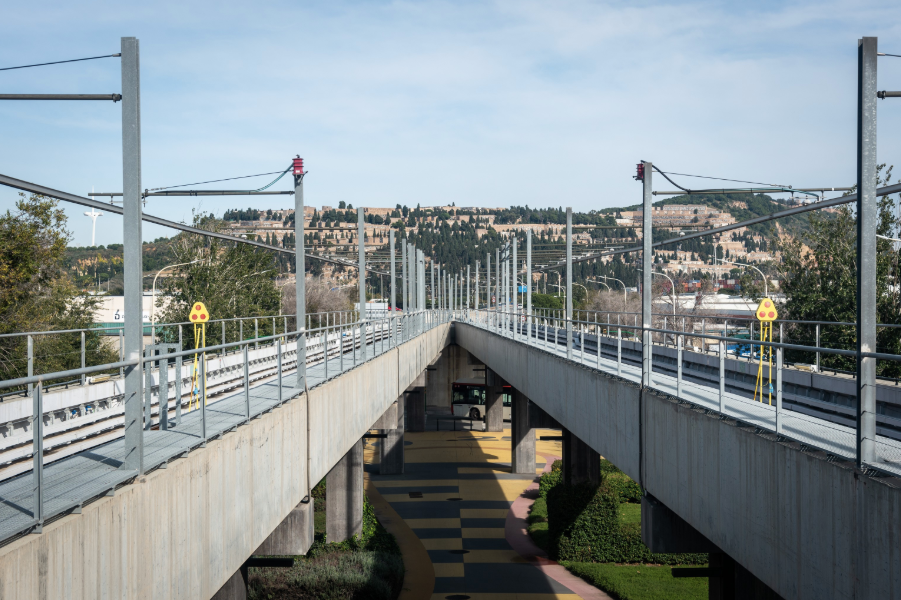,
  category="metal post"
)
[277,338,283,405]
[358,208,367,360]
[776,348,783,434]
[617,322,622,377]
[527,230,532,339]
[486,253,491,323]
[496,248,501,333]
[175,352,182,425]
[221,321,226,358]
[857,36,878,468]
[243,344,250,420]
[641,162,653,387]
[512,239,517,339]
[719,339,725,412]
[80,331,86,385]
[475,260,480,313]
[390,230,396,346]
[200,352,207,445]
[120,36,144,474]
[677,334,683,397]
[566,207,573,360]
[27,335,33,396]
[402,240,407,313]
[815,324,821,372]
[294,159,306,389]
[254,318,259,350]
[119,329,124,378]
[32,384,43,531]
[467,265,471,314]
[431,256,435,310]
